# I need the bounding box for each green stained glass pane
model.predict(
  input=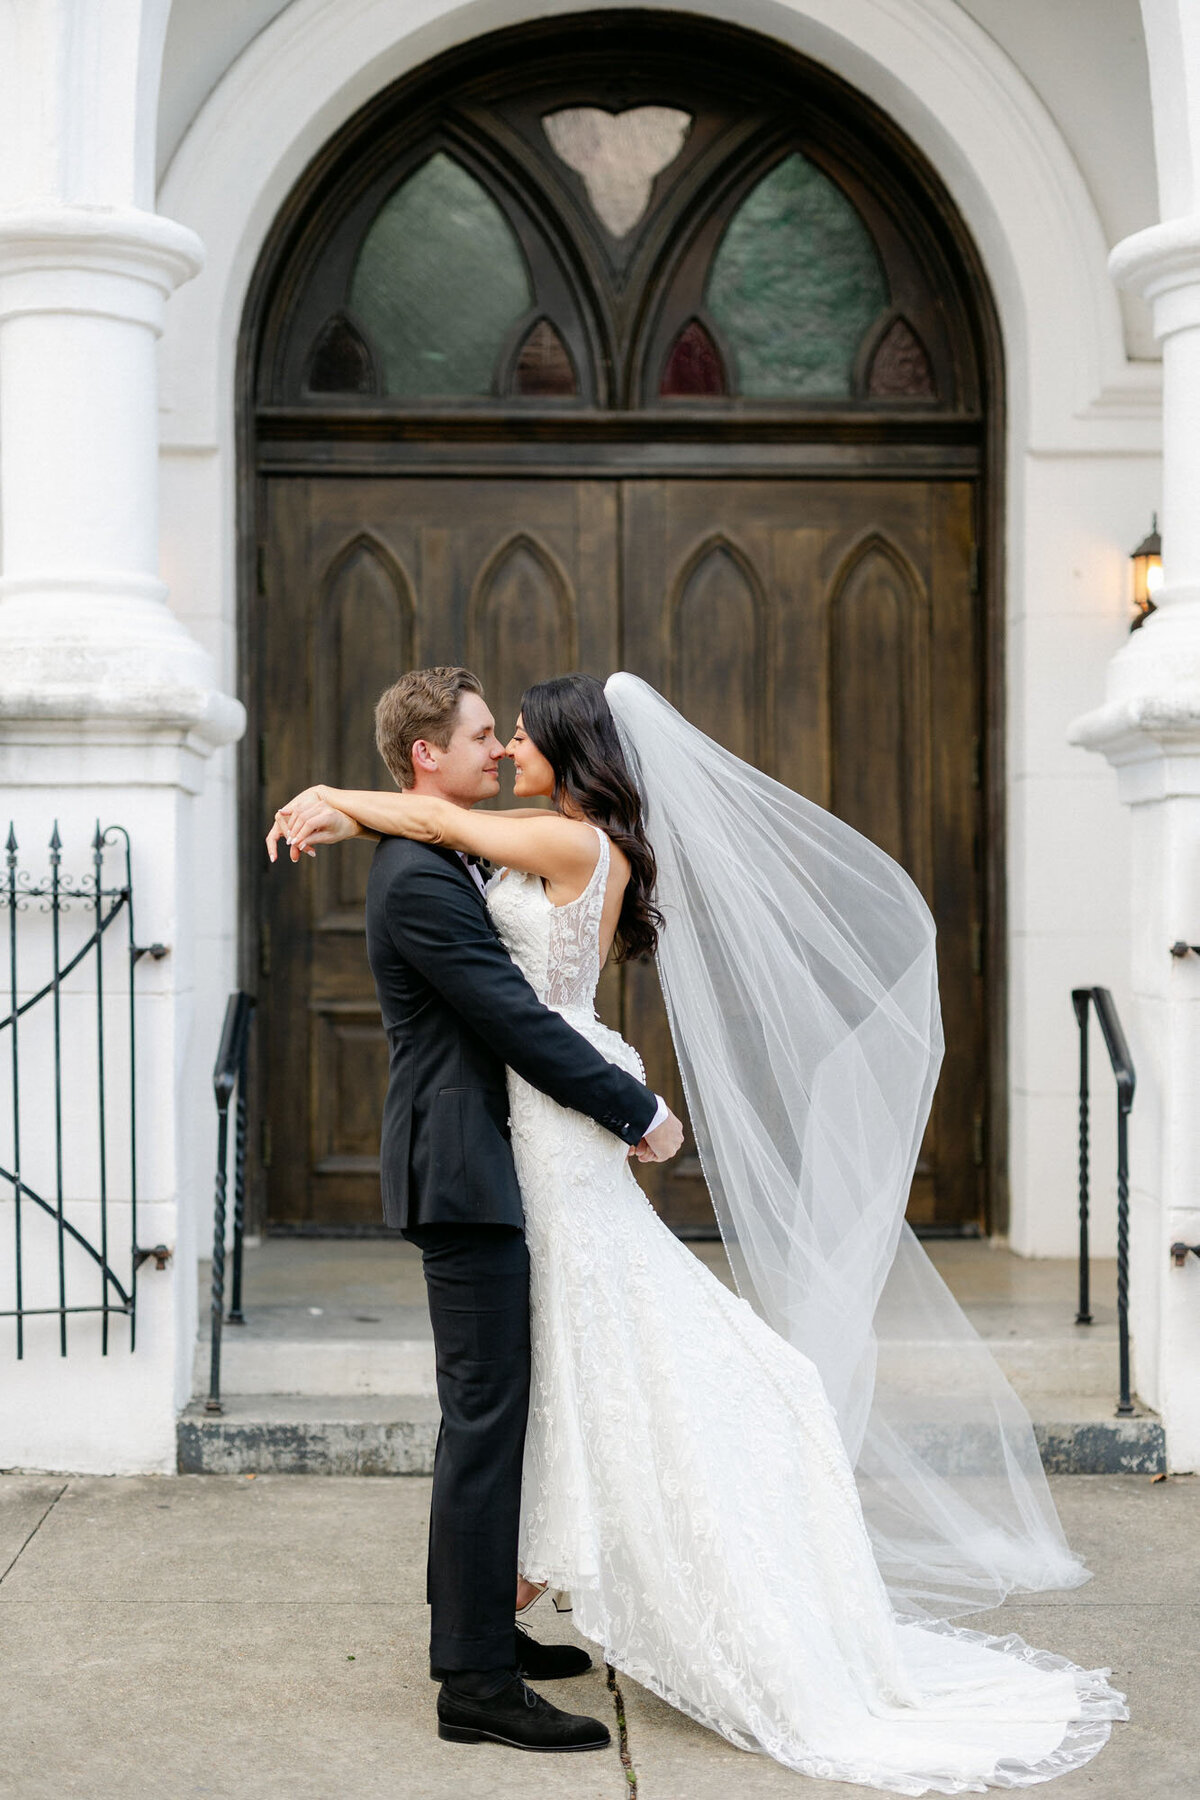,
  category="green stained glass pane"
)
[349,154,533,398]
[707,154,887,398]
